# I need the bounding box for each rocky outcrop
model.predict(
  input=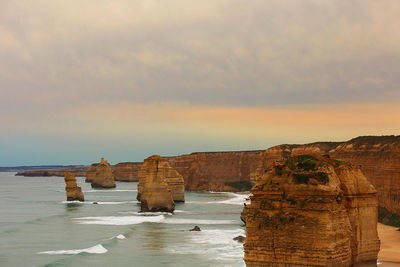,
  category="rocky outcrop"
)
[167,151,264,192]
[64,172,84,201]
[138,155,175,212]
[113,162,142,182]
[137,155,184,203]
[244,155,379,267]
[90,158,116,188]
